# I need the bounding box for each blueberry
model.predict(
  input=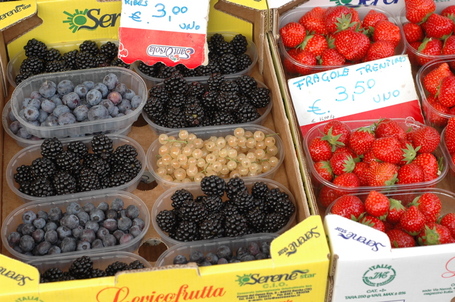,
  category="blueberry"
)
[35,241,52,255]
[132,217,145,230]
[100,99,115,115]
[114,82,127,95]
[43,221,58,232]
[86,88,103,106]
[39,80,57,98]
[52,104,71,117]
[217,258,229,265]
[66,202,82,214]
[22,98,32,109]
[44,230,59,244]
[236,246,249,258]
[80,228,96,243]
[130,95,142,109]
[129,225,142,237]
[36,210,48,220]
[72,225,84,238]
[98,202,109,211]
[42,115,58,127]
[19,235,35,252]
[7,232,21,246]
[58,112,76,125]
[94,82,109,98]
[199,261,212,266]
[60,214,80,229]
[205,252,219,264]
[50,95,63,106]
[22,210,37,224]
[239,254,256,262]
[113,230,125,241]
[102,234,117,247]
[57,79,75,95]
[118,216,132,231]
[32,217,46,229]
[111,198,124,210]
[107,91,123,106]
[96,227,110,239]
[48,245,62,255]
[247,242,260,256]
[74,84,88,98]
[38,110,49,123]
[103,218,118,232]
[117,99,131,113]
[123,89,136,100]
[30,90,42,100]
[83,202,96,213]
[77,241,91,251]
[26,98,42,110]
[255,252,268,260]
[173,255,188,265]
[9,121,21,134]
[77,211,90,226]
[8,109,17,122]
[62,92,81,109]
[16,223,25,233]
[84,220,100,232]
[189,250,204,263]
[56,225,72,239]
[83,80,95,90]
[21,223,36,236]
[92,238,104,249]
[106,209,118,219]
[103,73,118,90]
[24,106,40,121]
[40,99,56,113]
[90,208,105,222]
[110,106,120,117]
[216,245,232,259]
[125,205,140,219]
[88,105,109,121]
[30,229,44,243]
[260,241,271,255]
[60,237,77,253]
[73,104,89,121]
[119,233,134,245]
